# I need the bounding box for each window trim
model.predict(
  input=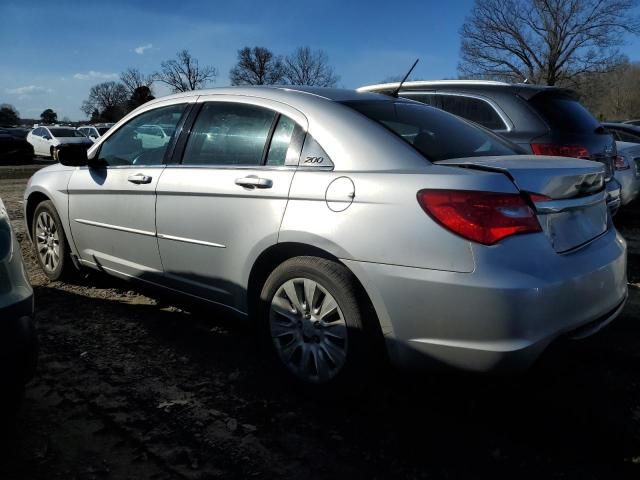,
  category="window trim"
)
[399,91,513,132]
